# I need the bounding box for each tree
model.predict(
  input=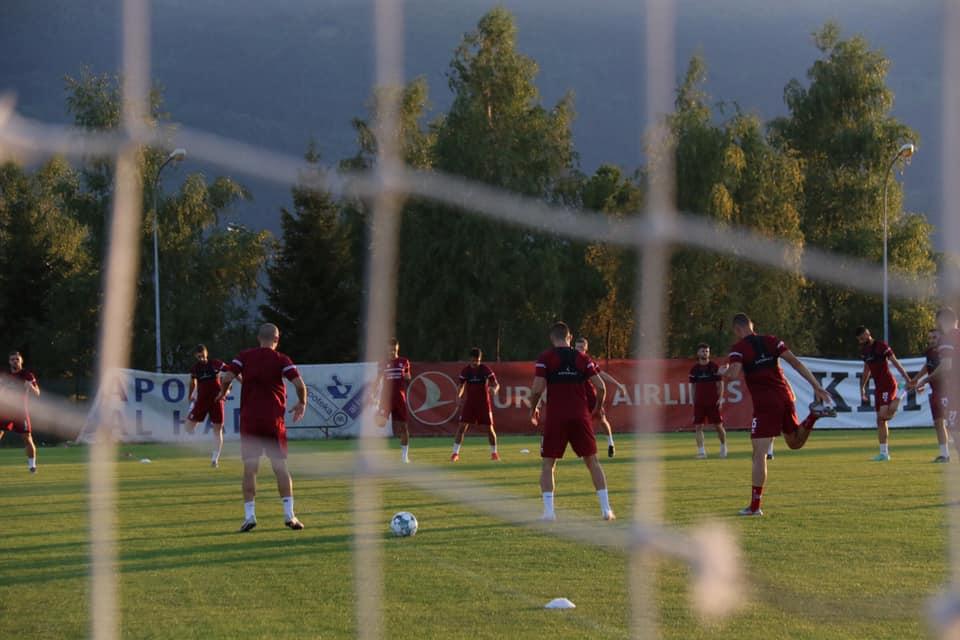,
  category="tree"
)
[262,145,362,363]
[771,23,935,355]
